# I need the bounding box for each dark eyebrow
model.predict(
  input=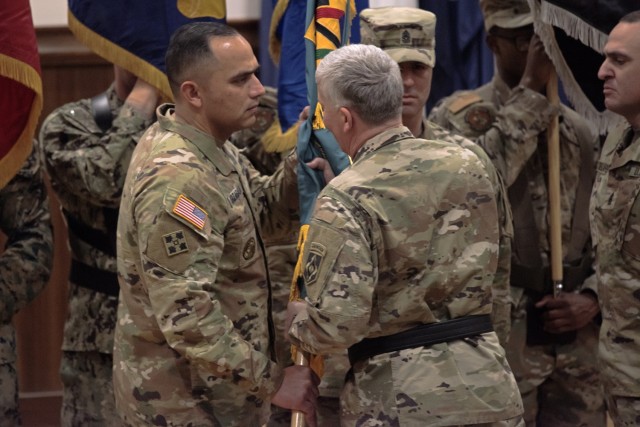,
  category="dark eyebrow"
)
[230,65,260,81]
